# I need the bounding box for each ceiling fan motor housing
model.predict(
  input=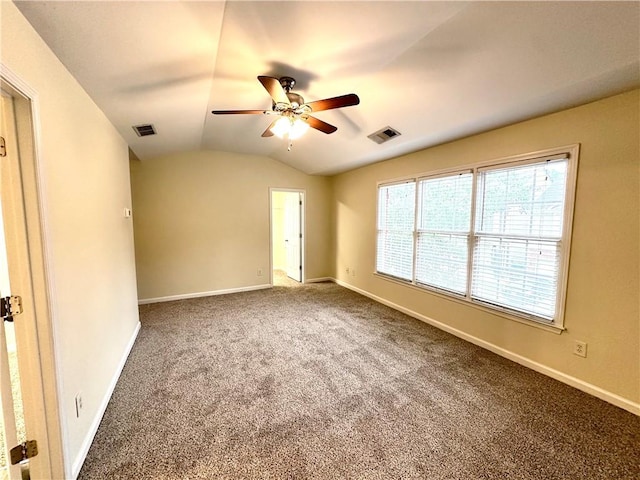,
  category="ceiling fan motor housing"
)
[286,92,304,108]
[275,77,304,108]
[279,76,296,91]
